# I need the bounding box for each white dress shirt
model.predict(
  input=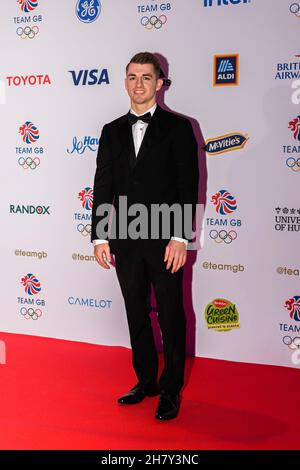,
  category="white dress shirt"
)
[93,103,187,246]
